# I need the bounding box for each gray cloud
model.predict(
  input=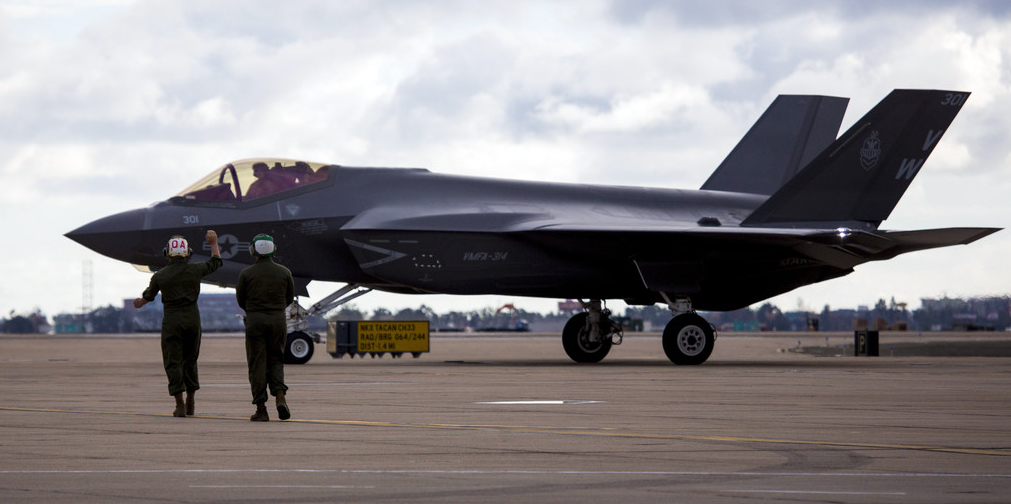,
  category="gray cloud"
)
[610,0,1011,27]
[2,0,1008,318]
